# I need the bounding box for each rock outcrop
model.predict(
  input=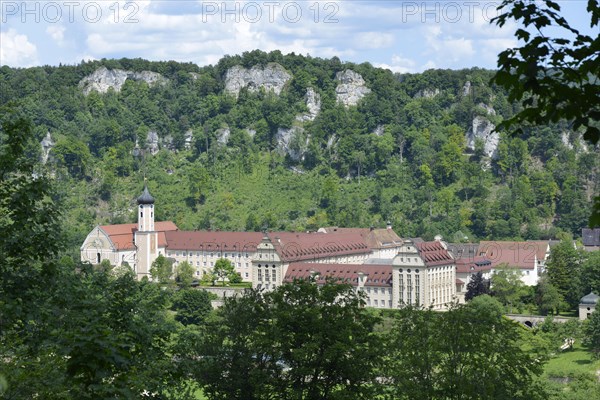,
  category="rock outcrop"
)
[335,70,371,107]
[462,81,472,97]
[79,66,167,95]
[224,63,291,98]
[40,131,54,164]
[275,126,309,161]
[184,130,194,150]
[372,125,385,137]
[146,131,160,155]
[296,88,321,122]
[414,88,440,99]
[466,116,499,158]
[216,127,230,146]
